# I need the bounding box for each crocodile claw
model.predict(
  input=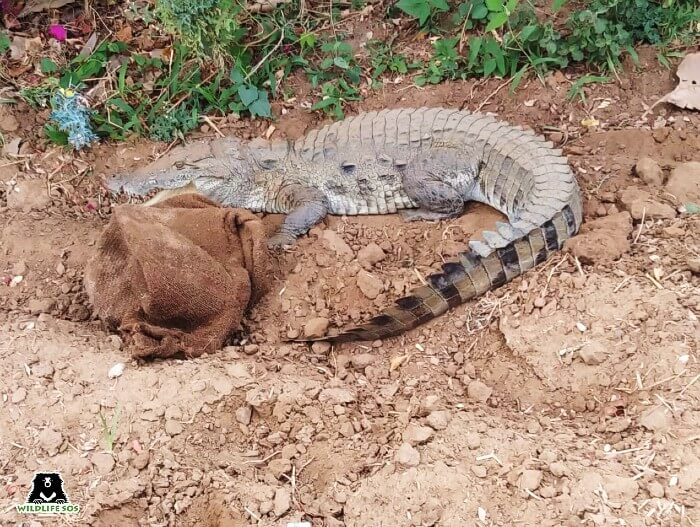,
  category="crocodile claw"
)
[267,232,297,251]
